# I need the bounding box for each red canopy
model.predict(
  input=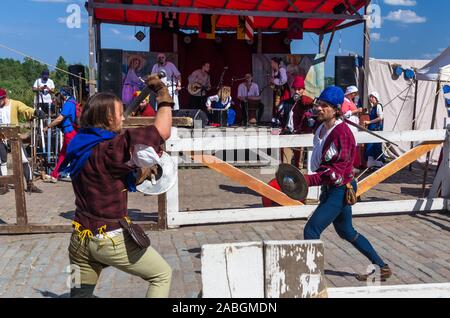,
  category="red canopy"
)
[90,0,367,34]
